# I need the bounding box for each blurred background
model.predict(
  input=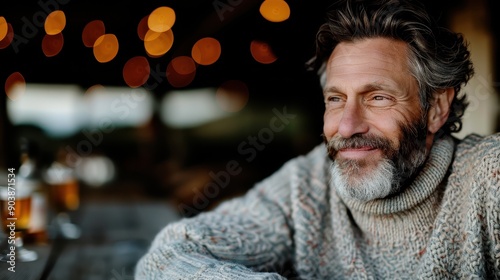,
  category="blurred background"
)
[0,0,498,278]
